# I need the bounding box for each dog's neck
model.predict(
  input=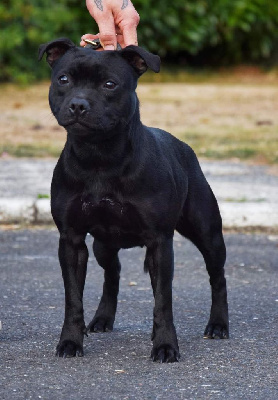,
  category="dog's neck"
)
[64,108,143,175]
